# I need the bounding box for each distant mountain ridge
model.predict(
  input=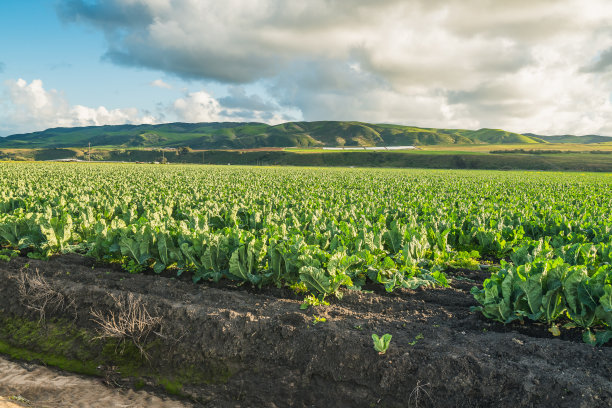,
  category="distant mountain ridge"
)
[522,133,612,144]
[0,121,610,149]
